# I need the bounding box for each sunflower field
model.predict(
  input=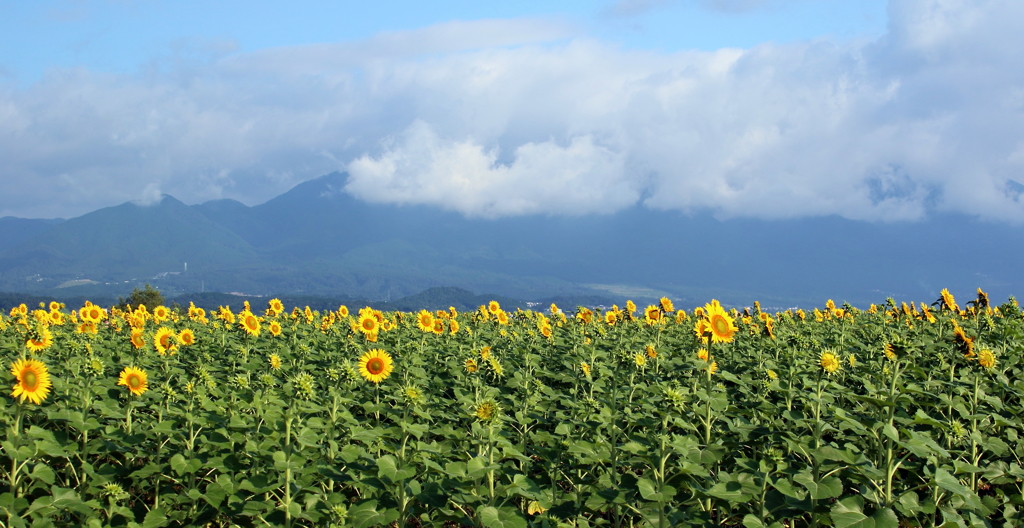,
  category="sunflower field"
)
[1,289,1023,527]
